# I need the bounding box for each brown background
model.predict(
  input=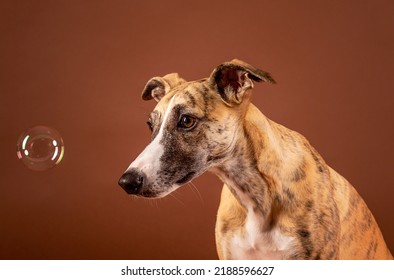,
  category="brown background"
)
[1,0,393,259]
